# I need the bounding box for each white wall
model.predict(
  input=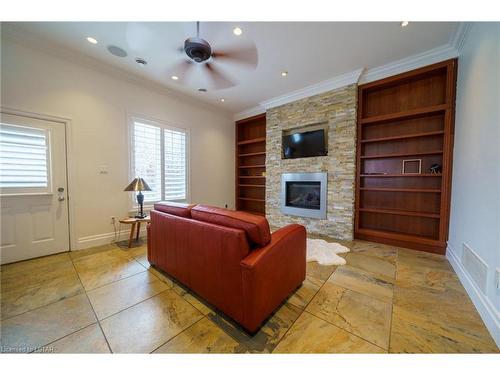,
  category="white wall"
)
[446,23,500,347]
[1,37,235,249]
